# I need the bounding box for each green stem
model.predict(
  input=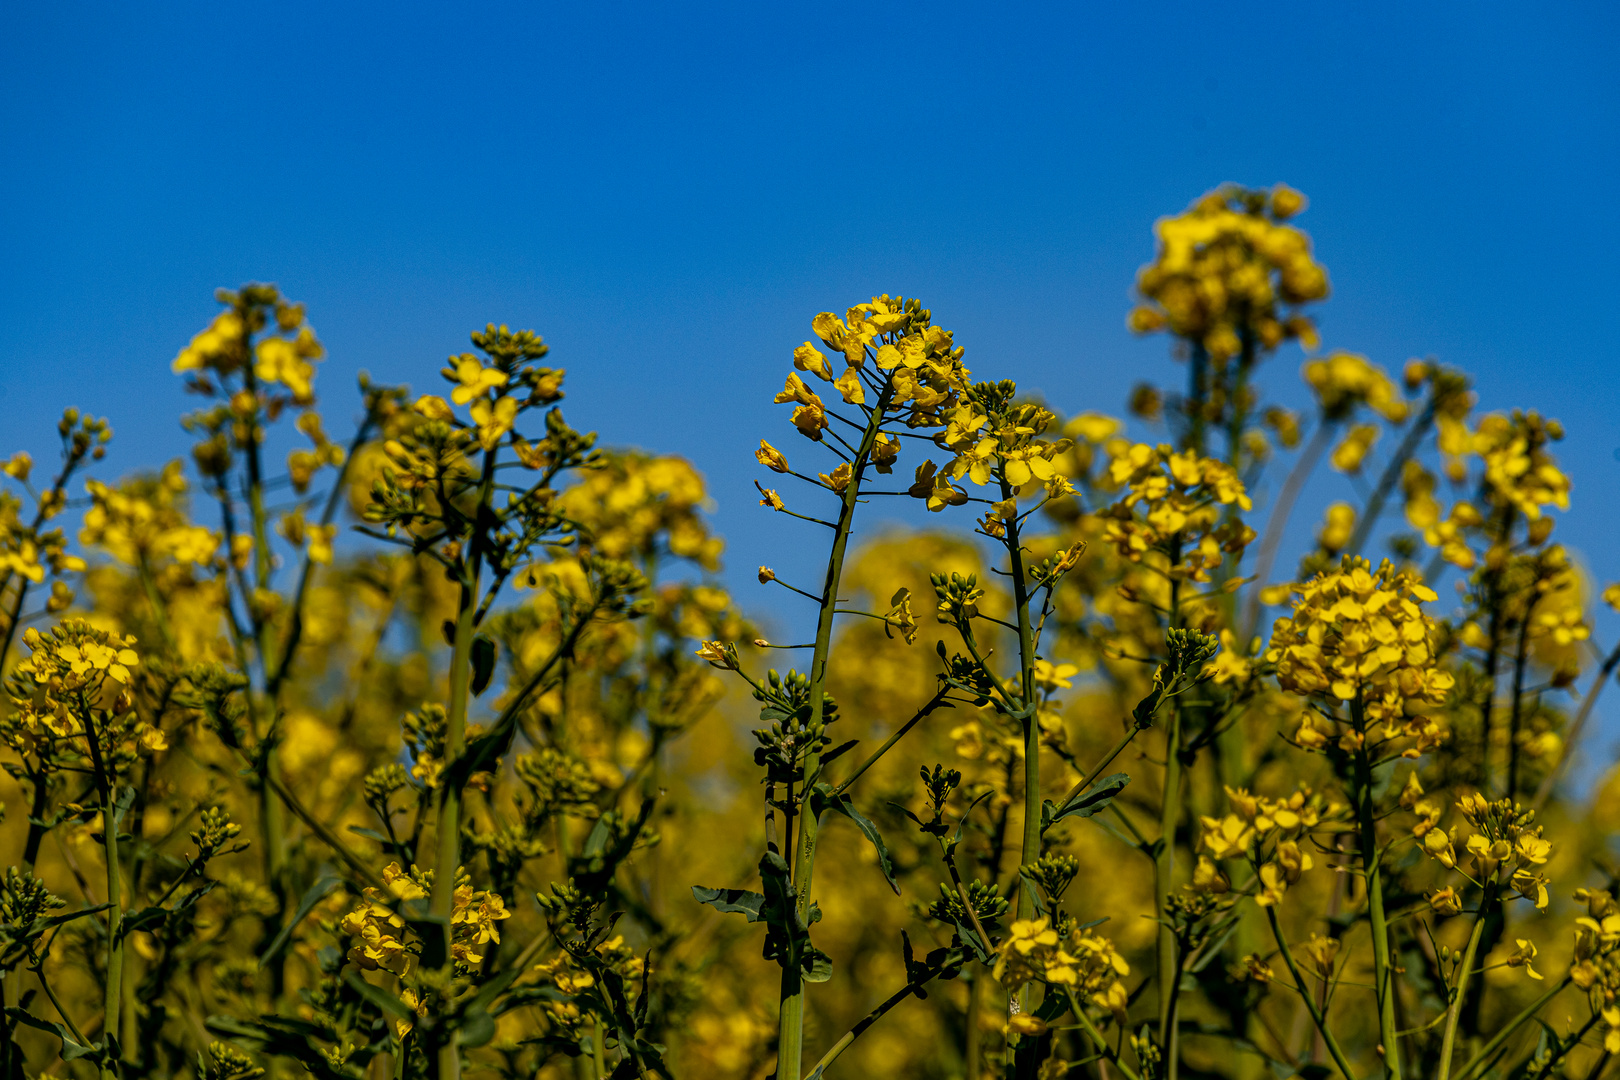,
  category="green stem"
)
[1534,637,1620,808]
[1437,887,1495,1080]
[1263,906,1356,1080]
[1061,987,1142,1080]
[834,686,952,796]
[136,555,176,654]
[803,957,954,1080]
[1452,977,1570,1080]
[1344,398,1438,559]
[1240,421,1333,641]
[1351,704,1401,1080]
[1506,595,1537,799]
[776,378,896,1080]
[1156,572,1183,1069]
[1001,483,1042,1080]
